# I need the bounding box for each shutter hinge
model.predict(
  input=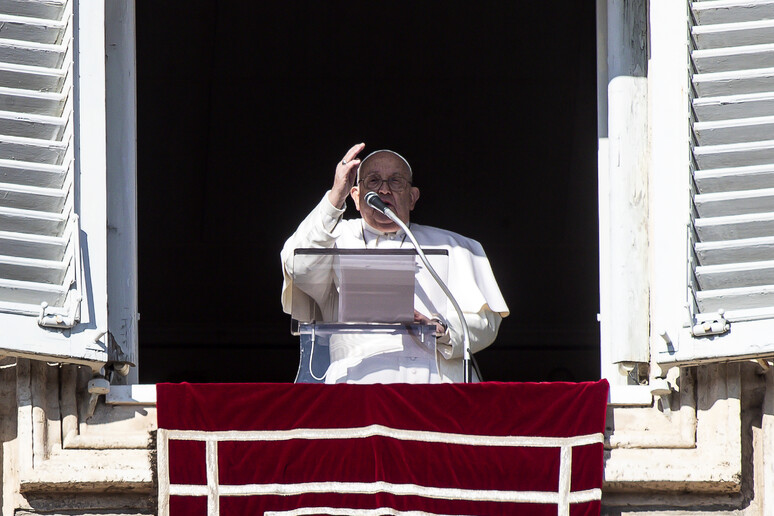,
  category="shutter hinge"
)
[691,309,730,337]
